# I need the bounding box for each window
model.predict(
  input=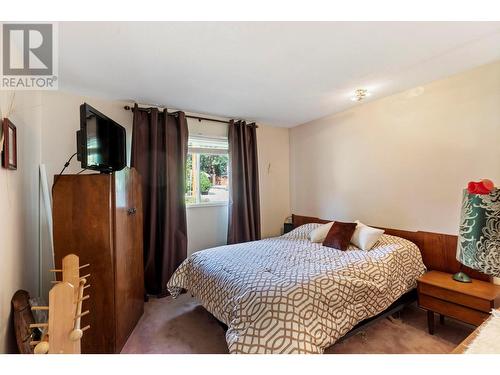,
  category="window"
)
[185,136,229,206]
